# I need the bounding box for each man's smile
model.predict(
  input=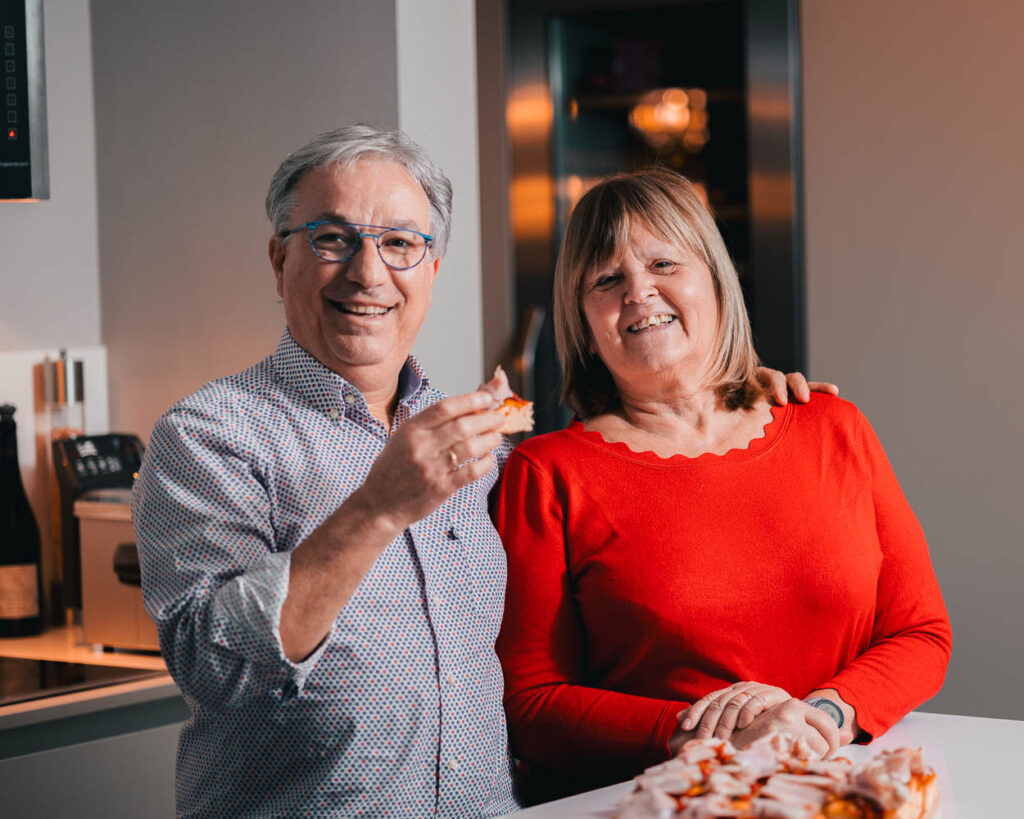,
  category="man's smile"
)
[326,298,396,317]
